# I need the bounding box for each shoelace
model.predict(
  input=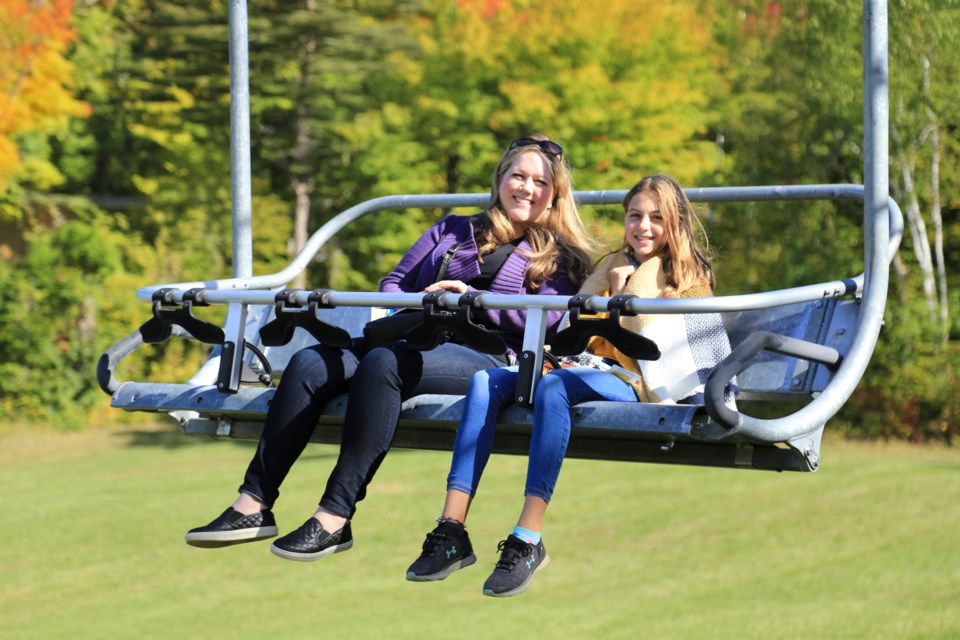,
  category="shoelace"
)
[419,531,450,558]
[494,537,532,571]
